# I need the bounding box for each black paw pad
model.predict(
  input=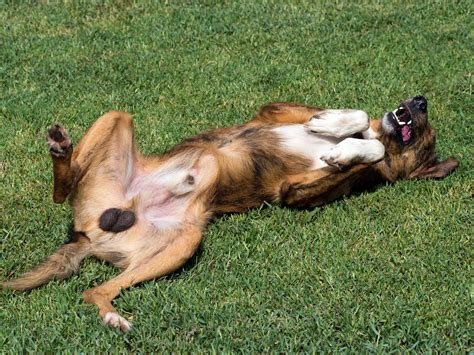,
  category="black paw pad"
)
[99,208,136,233]
[47,124,72,157]
[48,125,65,142]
